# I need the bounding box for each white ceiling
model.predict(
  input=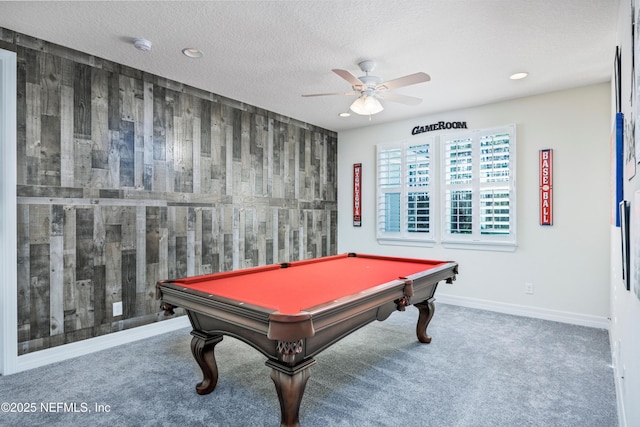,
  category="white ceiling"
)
[0,1,619,132]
